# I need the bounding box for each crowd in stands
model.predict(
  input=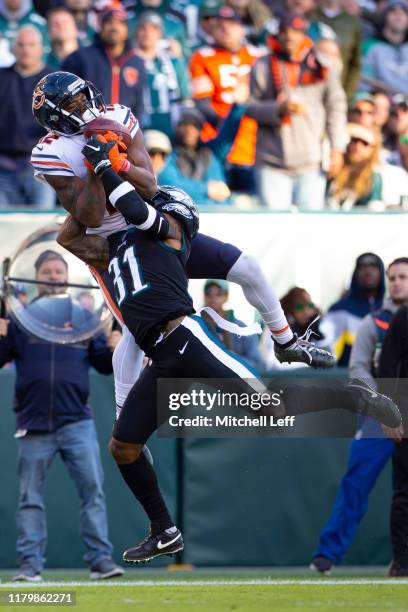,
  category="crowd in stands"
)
[1,0,408,209]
